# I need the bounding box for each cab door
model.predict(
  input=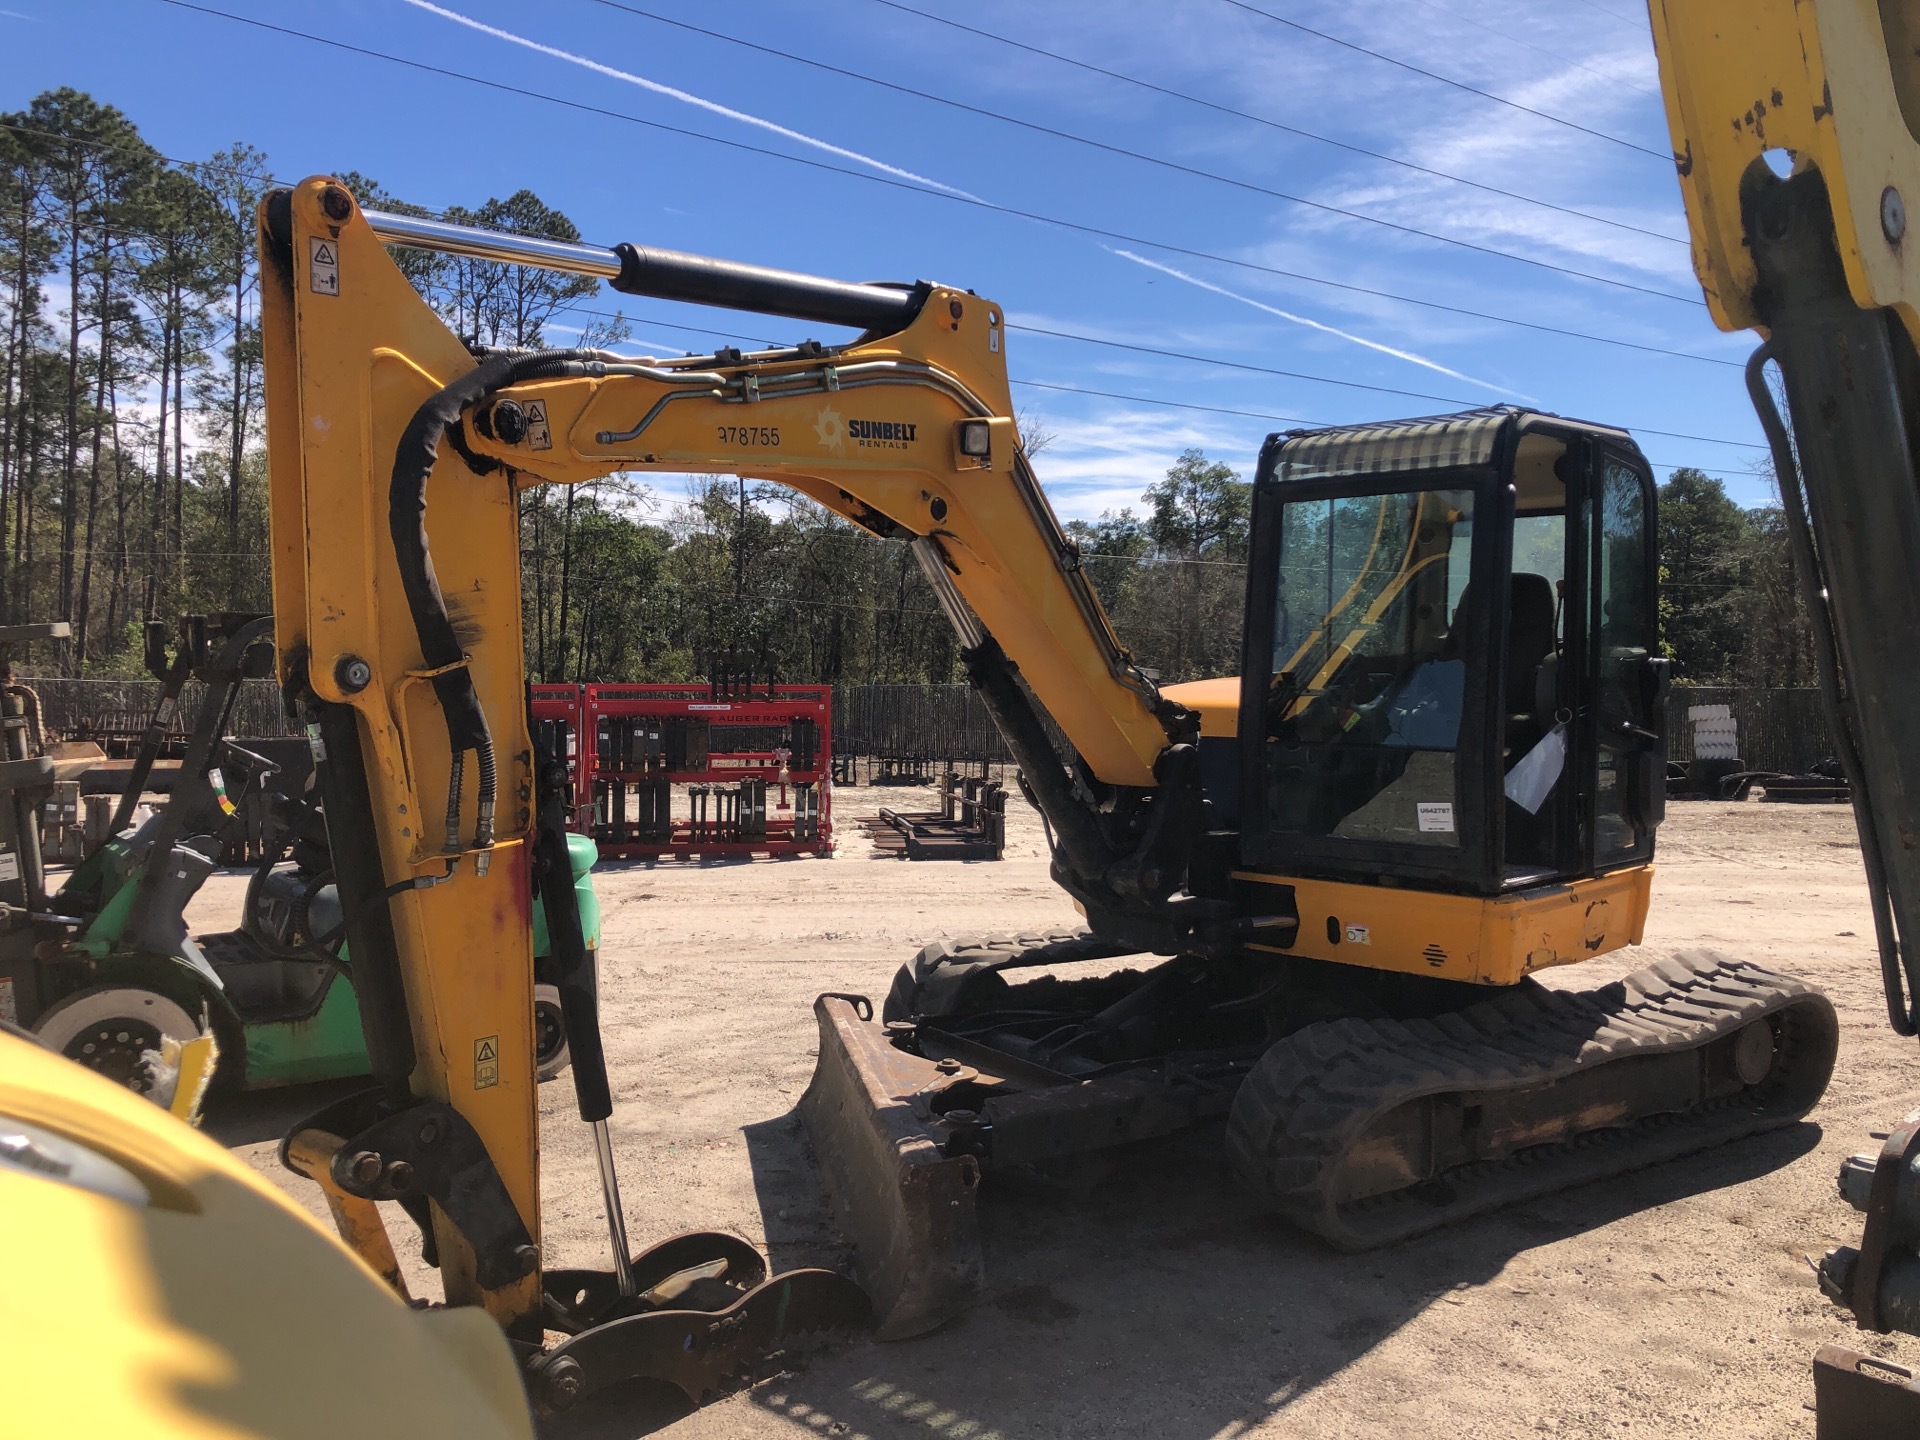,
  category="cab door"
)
[1585,450,1665,870]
